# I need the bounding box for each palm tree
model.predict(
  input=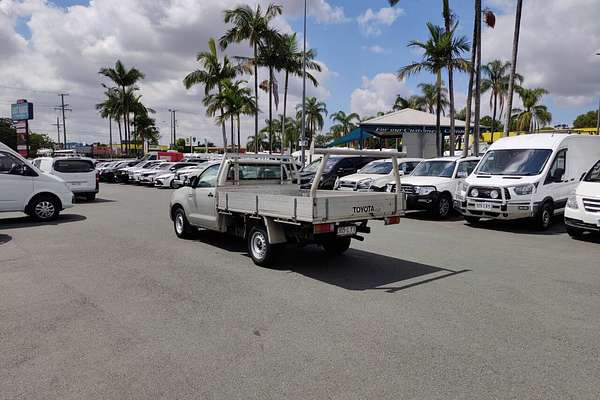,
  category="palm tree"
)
[96,87,123,156]
[247,130,268,153]
[278,33,321,151]
[398,22,470,156]
[481,60,523,142]
[417,82,449,115]
[330,111,360,135]
[296,97,327,145]
[216,80,257,153]
[99,60,145,156]
[393,95,427,111]
[503,0,523,138]
[282,117,301,153]
[184,38,239,149]
[220,3,283,147]
[512,87,551,132]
